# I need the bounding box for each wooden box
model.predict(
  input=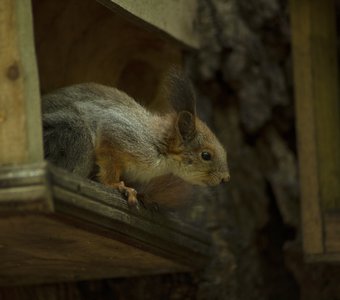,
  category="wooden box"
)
[0,0,211,285]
